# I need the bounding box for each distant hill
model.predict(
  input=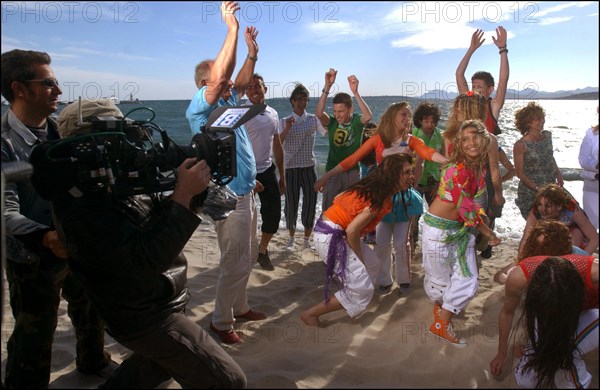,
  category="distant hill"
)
[420,86,599,100]
[555,92,599,100]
